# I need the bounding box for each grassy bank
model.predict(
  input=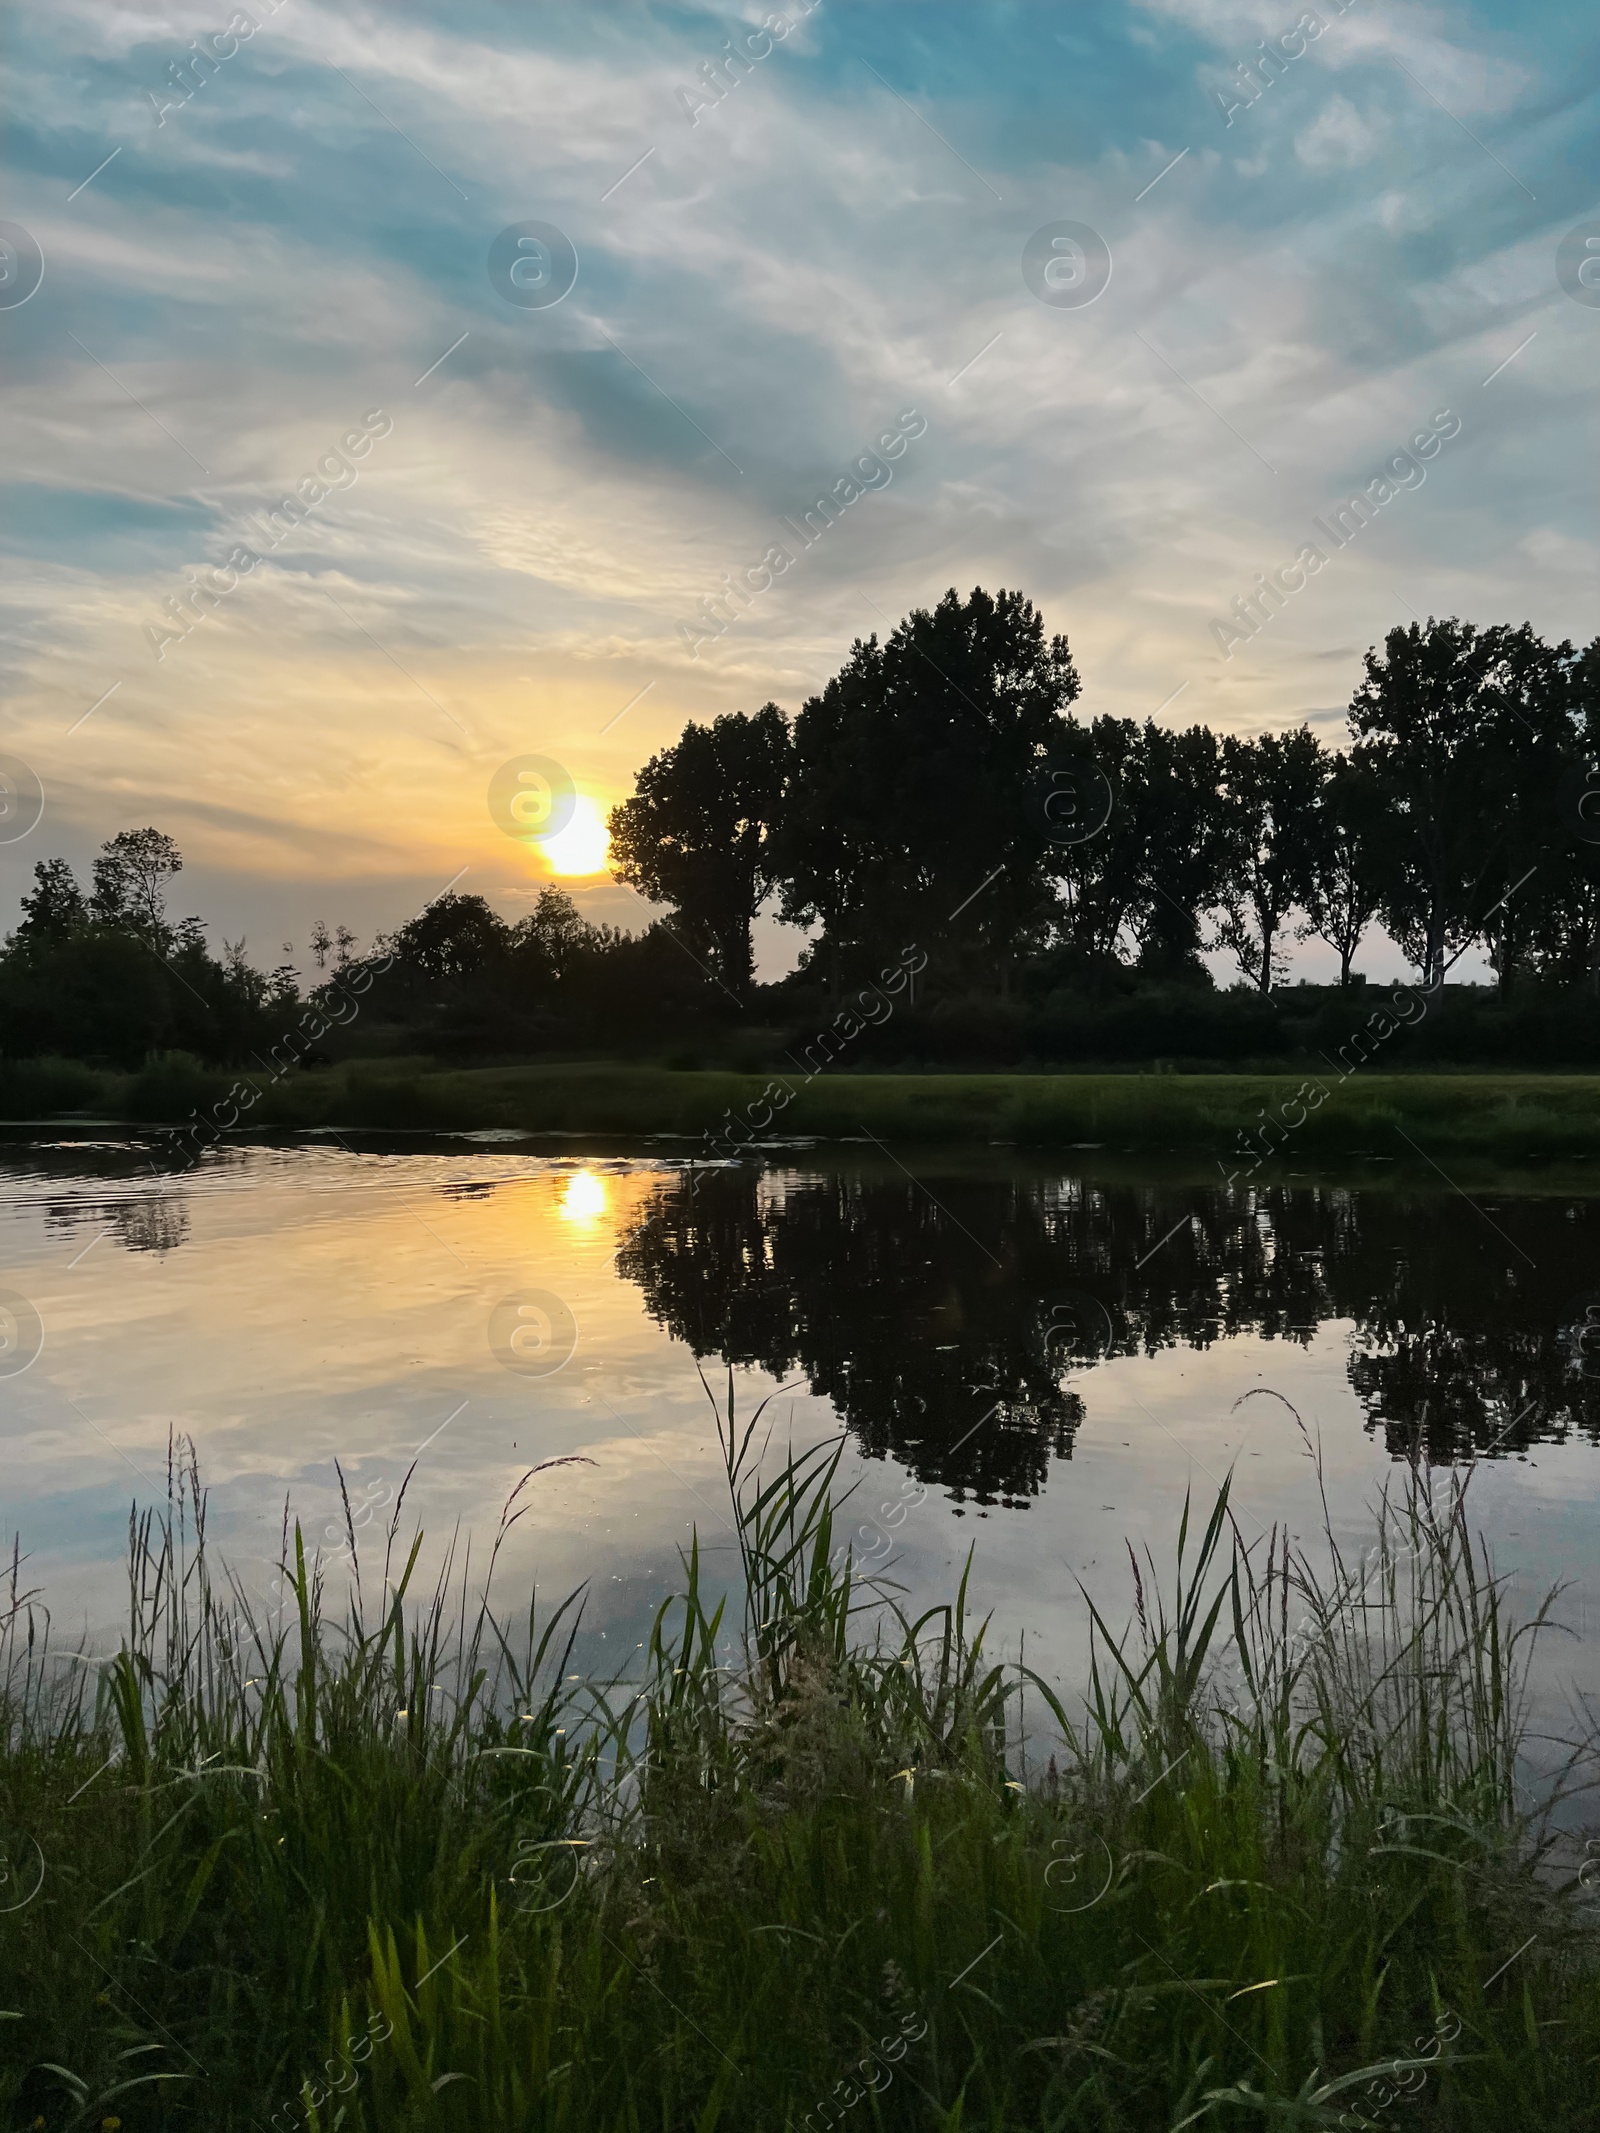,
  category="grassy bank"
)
[3,1404,1598,2130]
[11,1051,1600,1160]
